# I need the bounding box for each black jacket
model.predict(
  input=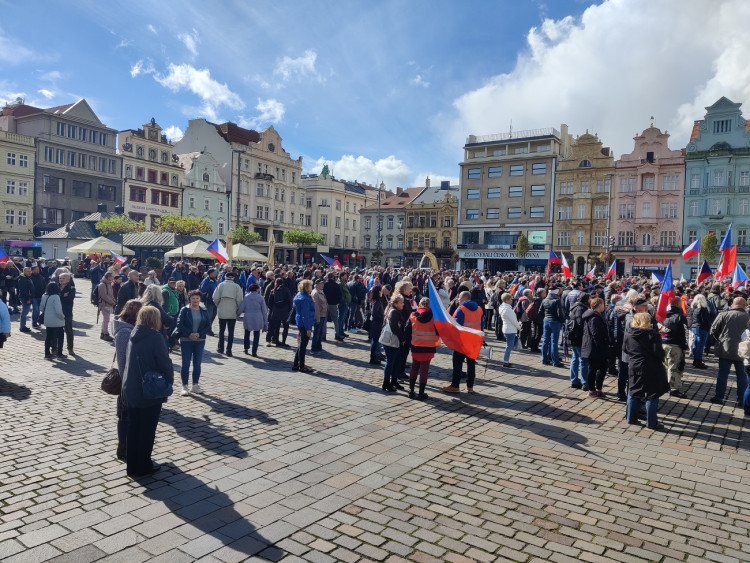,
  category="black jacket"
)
[323,279,342,305]
[581,309,609,362]
[59,282,76,317]
[623,326,669,399]
[115,280,138,315]
[348,280,367,303]
[540,294,564,322]
[30,273,46,298]
[661,306,688,349]
[688,306,712,331]
[369,298,385,341]
[268,285,293,320]
[566,301,586,347]
[121,326,174,409]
